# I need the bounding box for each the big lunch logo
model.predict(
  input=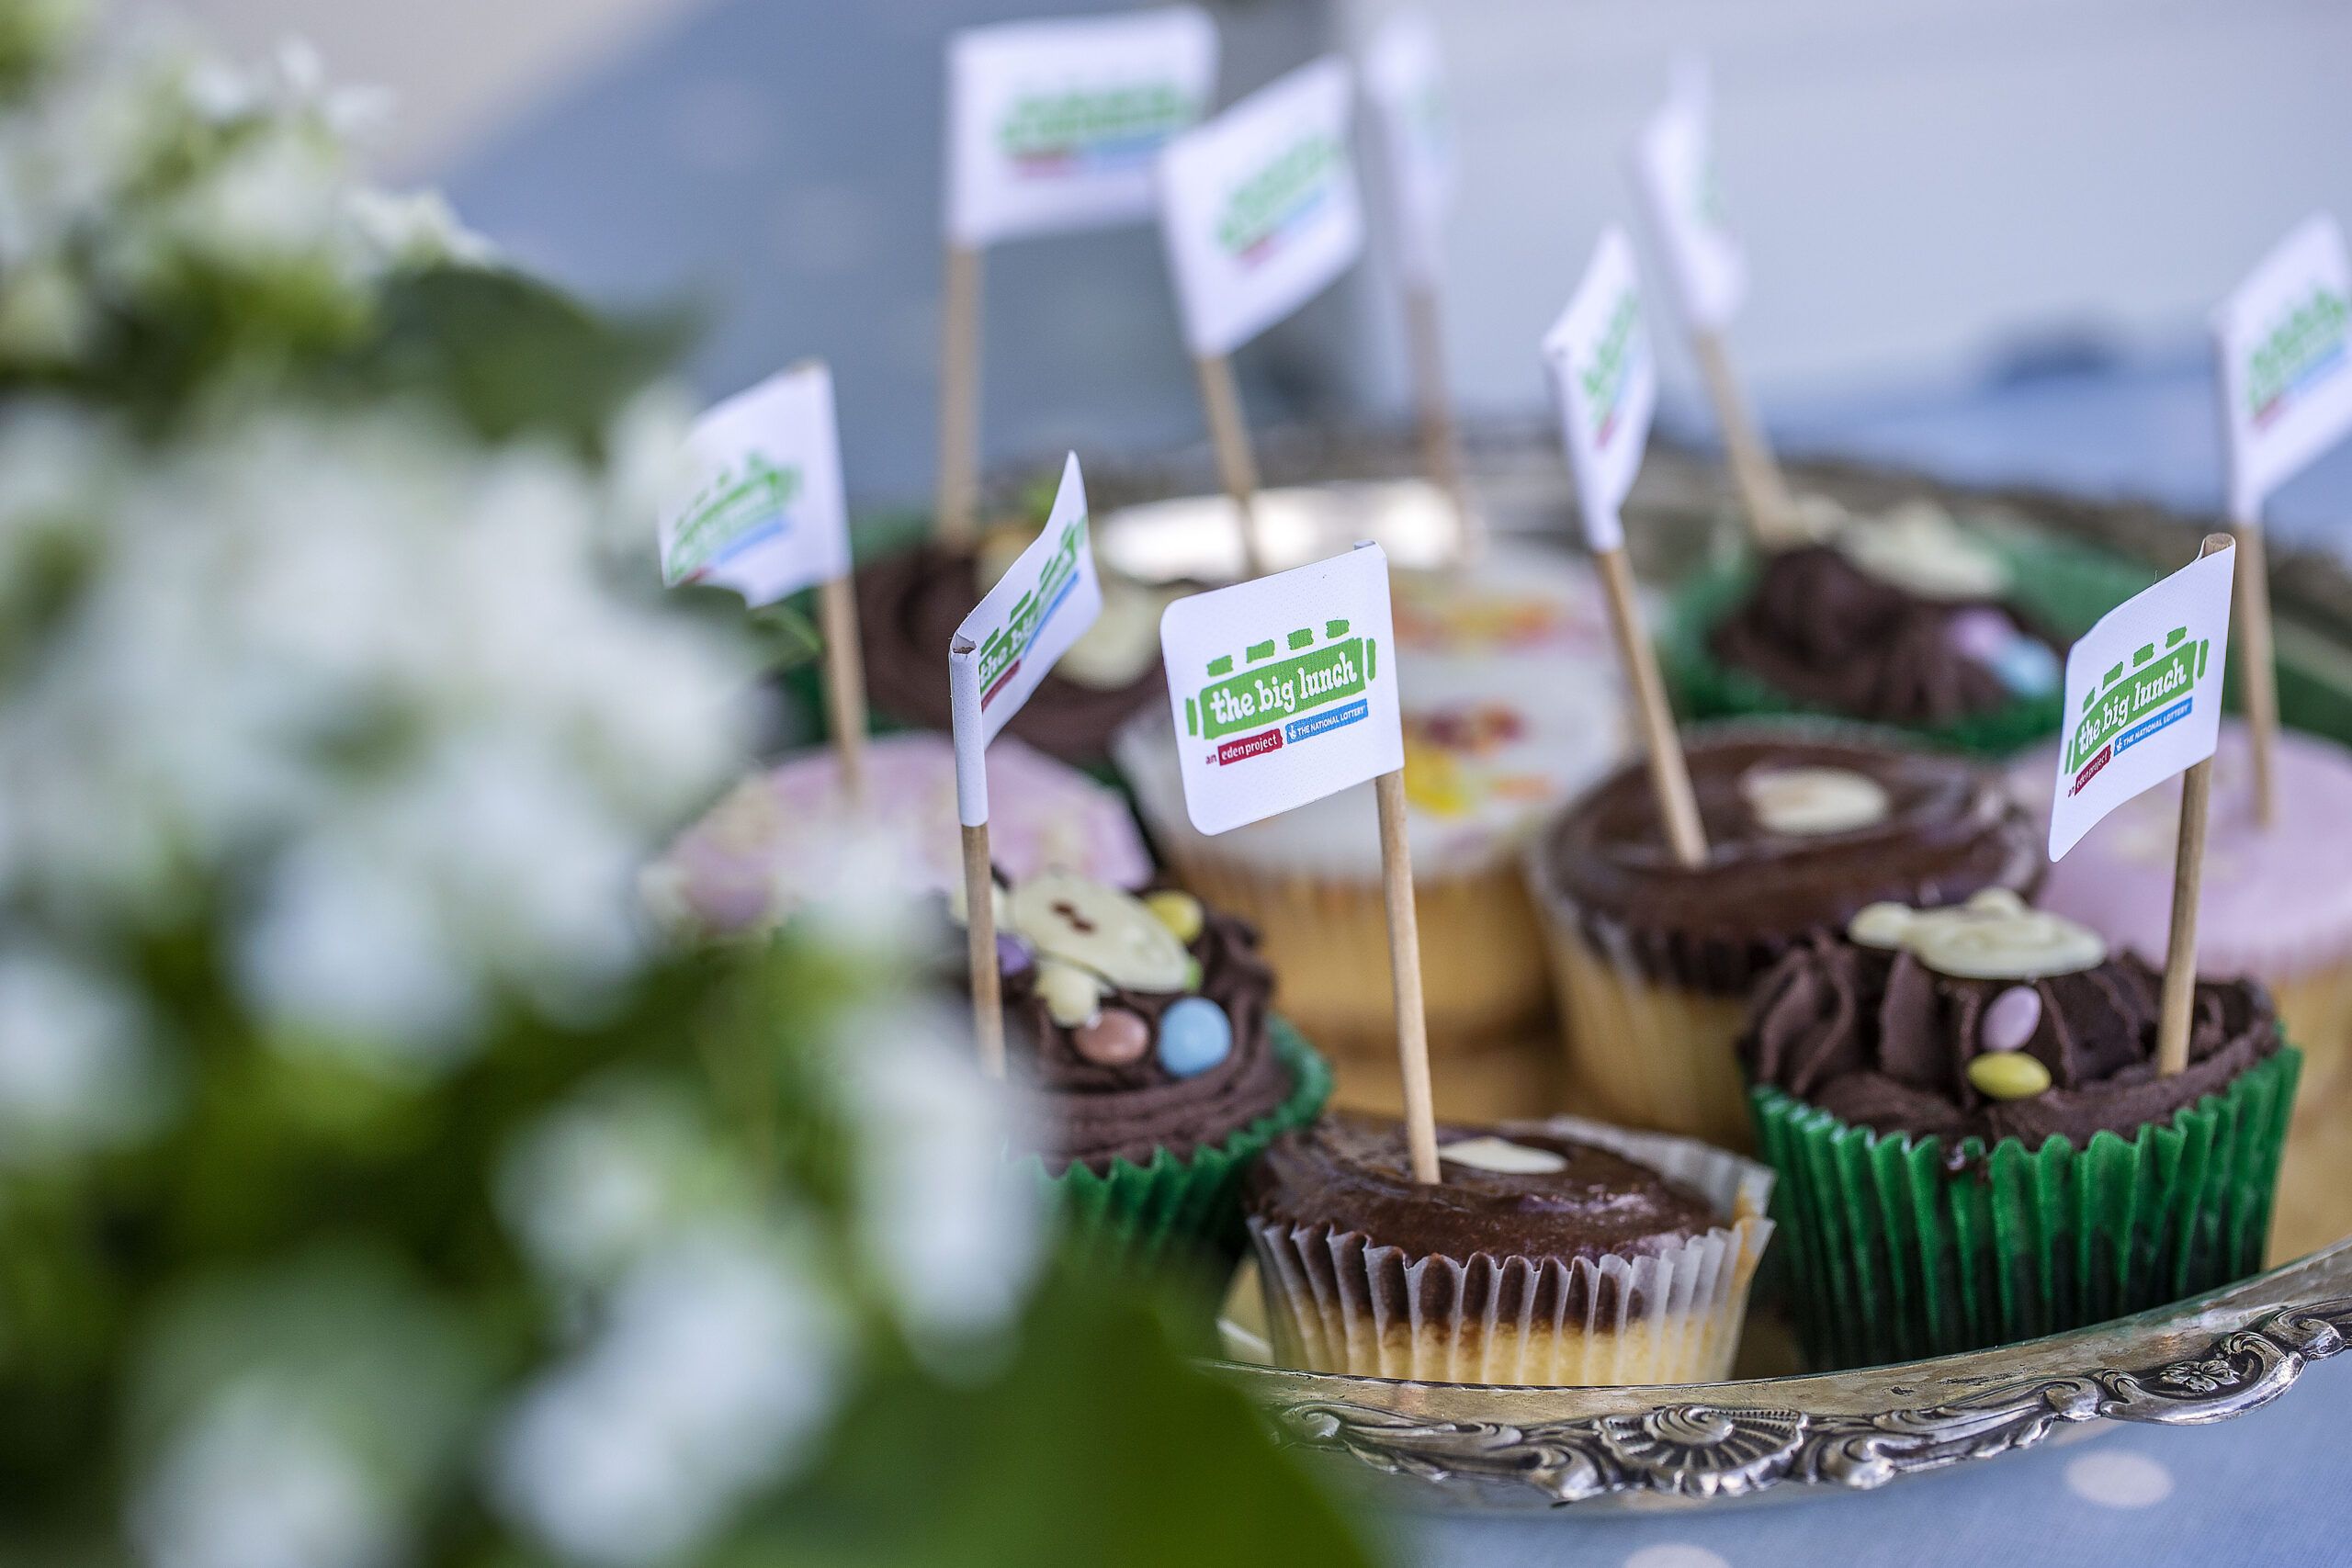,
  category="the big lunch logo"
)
[1182,616,1376,767]
[996,79,1196,175]
[2063,622,2214,795]
[1216,132,1343,268]
[975,516,1085,708]
[666,455,800,585]
[2245,281,2351,430]
[1579,288,1644,450]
